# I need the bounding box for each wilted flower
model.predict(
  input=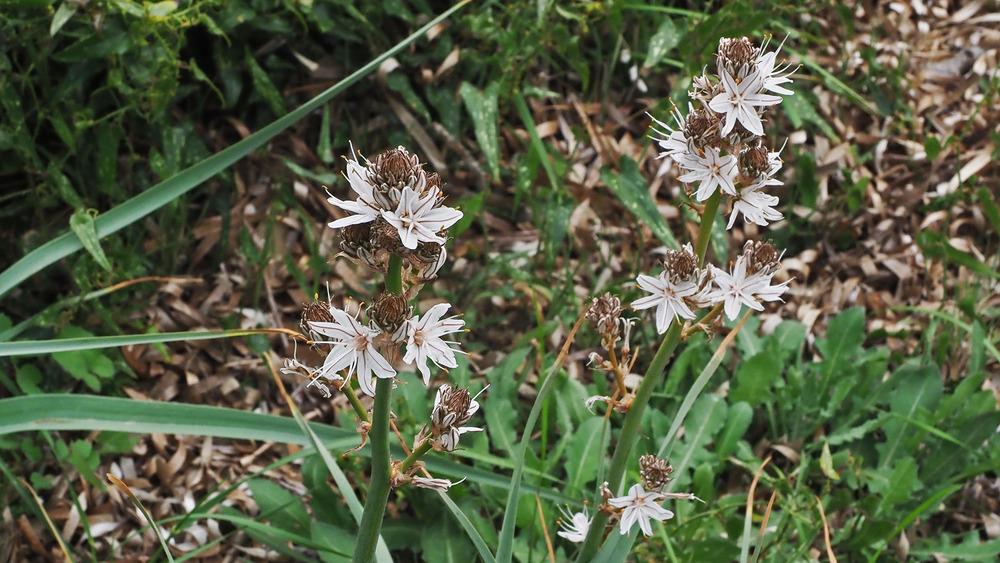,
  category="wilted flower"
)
[428,384,484,452]
[411,476,465,491]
